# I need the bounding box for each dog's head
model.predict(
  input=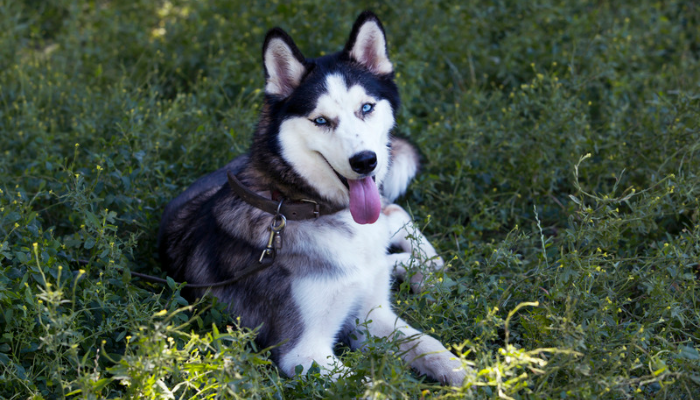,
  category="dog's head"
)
[253,11,399,225]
